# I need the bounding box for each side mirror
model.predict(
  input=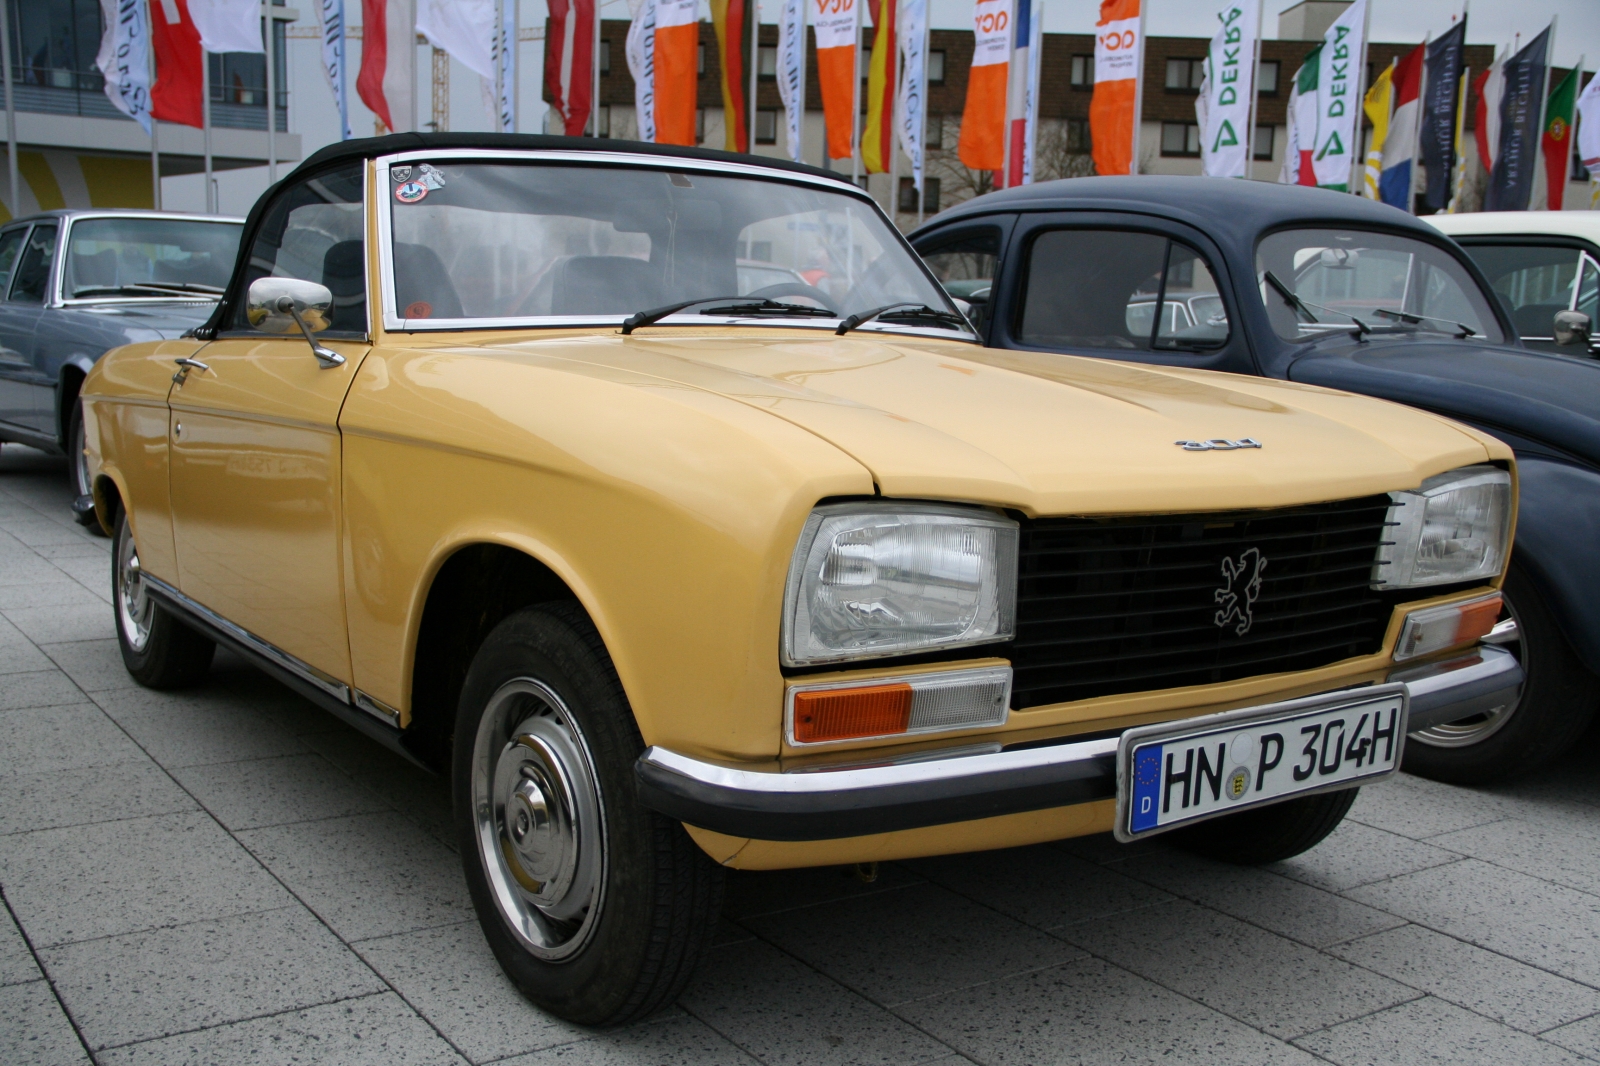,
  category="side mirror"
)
[1553,309,1592,348]
[246,277,345,369]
